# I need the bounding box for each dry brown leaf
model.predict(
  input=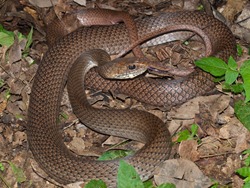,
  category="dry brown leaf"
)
[102,136,125,146]
[76,125,87,138]
[3,152,26,186]
[65,127,76,138]
[235,133,250,153]
[9,79,25,95]
[178,140,200,161]
[170,95,223,120]
[222,0,248,22]
[154,159,213,188]
[198,136,235,157]
[0,0,249,187]
[171,0,200,10]
[232,2,250,42]
[143,0,167,7]
[182,0,200,11]
[195,103,217,136]
[28,0,59,8]
[232,175,244,188]
[219,117,250,153]
[209,94,231,120]
[68,137,86,155]
[8,41,22,64]
[73,0,86,6]
[0,133,7,156]
[65,181,85,188]
[221,157,242,176]
[16,101,27,111]
[219,119,248,139]
[236,2,250,29]
[6,101,21,116]
[217,105,234,124]
[13,131,26,146]
[0,100,7,114]
[3,126,13,143]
